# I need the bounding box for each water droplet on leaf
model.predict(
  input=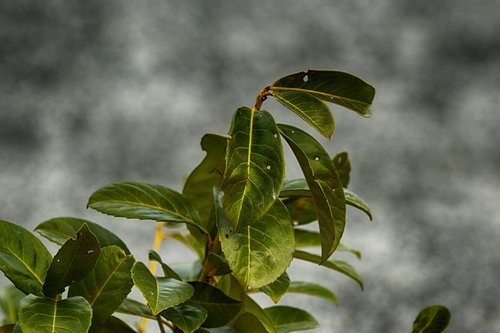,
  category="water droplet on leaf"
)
[87,250,95,254]
[303,74,309,82]
[314,156,320,161]
[266,165,271,170]
[247,285,253,291]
